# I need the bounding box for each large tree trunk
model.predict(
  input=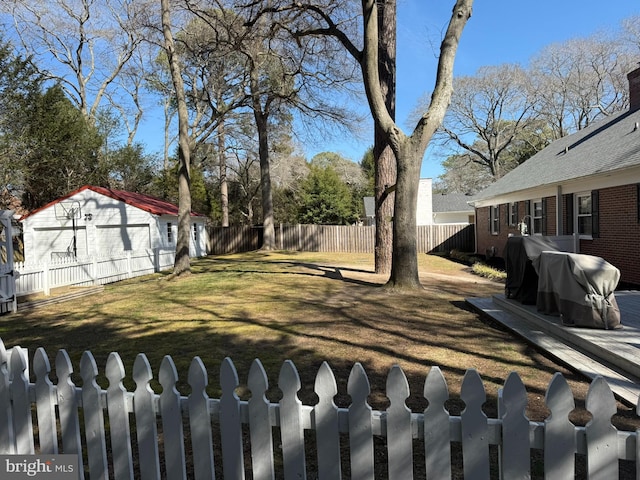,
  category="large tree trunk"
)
[373,0,396,275]
[387,141,422,288]
[255,111,276,250]
[218,122,229,227]
[359,0,472,289]
[161,0,191,276]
